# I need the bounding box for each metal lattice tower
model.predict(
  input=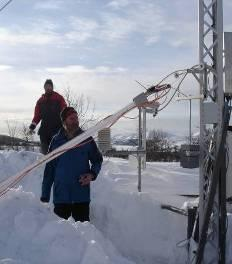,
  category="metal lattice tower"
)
[198,0,224,262]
